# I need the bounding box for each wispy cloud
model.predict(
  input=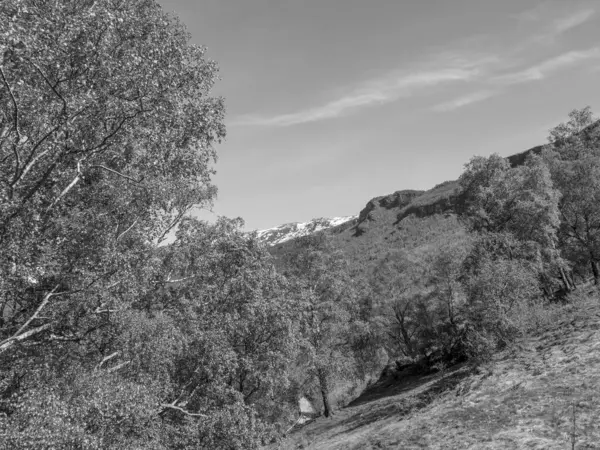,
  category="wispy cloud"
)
[514,3,548,22]
[234,45,599,126]
[432,46,600,113]
[516,3,595,29]
[494,48,600,85]
[516,5,596,45]
[432,90,497,113]
[233,57,486,127]
[233,4,599,128]
[233,89,388,127]
[553,8,596,34]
